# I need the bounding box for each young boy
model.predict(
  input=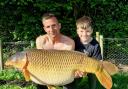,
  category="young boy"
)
[74,16,102,89]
